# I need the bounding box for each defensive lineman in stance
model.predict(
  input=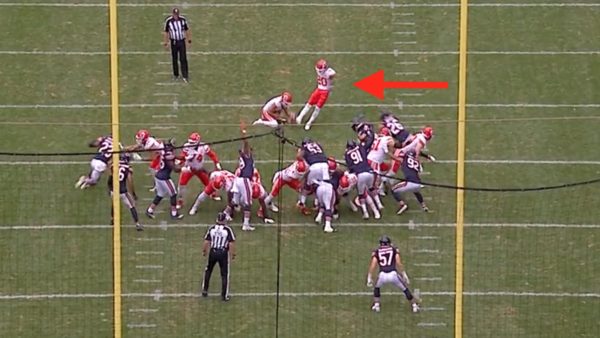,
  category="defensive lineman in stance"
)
[202,212,236,301]
[392,150,429,215]
[367,235,419,313]
[344,140,380,219]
